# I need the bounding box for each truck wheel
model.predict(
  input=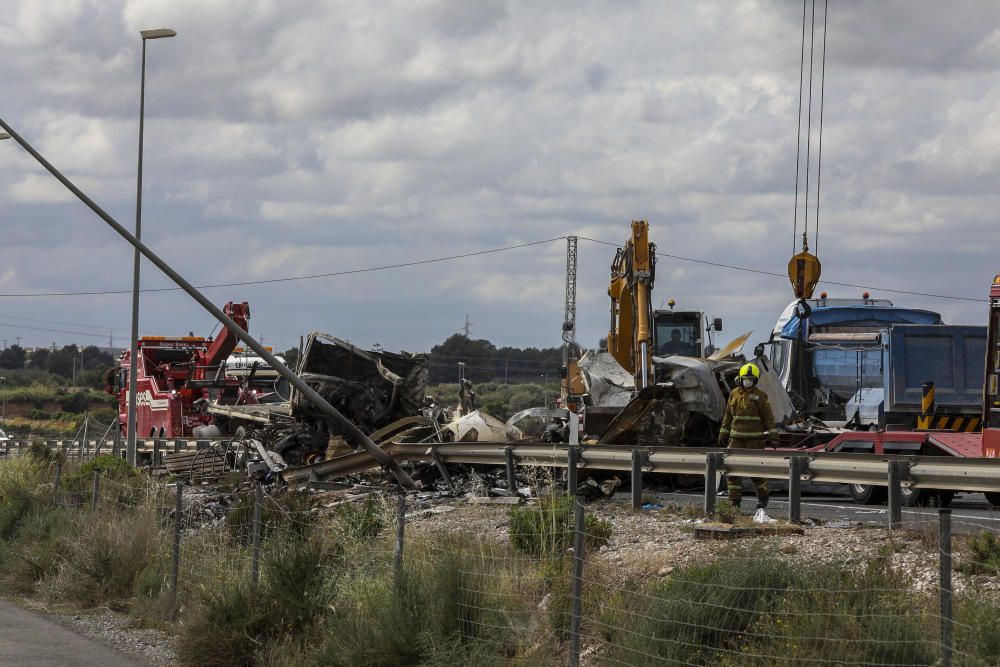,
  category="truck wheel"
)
[899,487,954,507]
[849,484,886,505]
[985,492,1000,508]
